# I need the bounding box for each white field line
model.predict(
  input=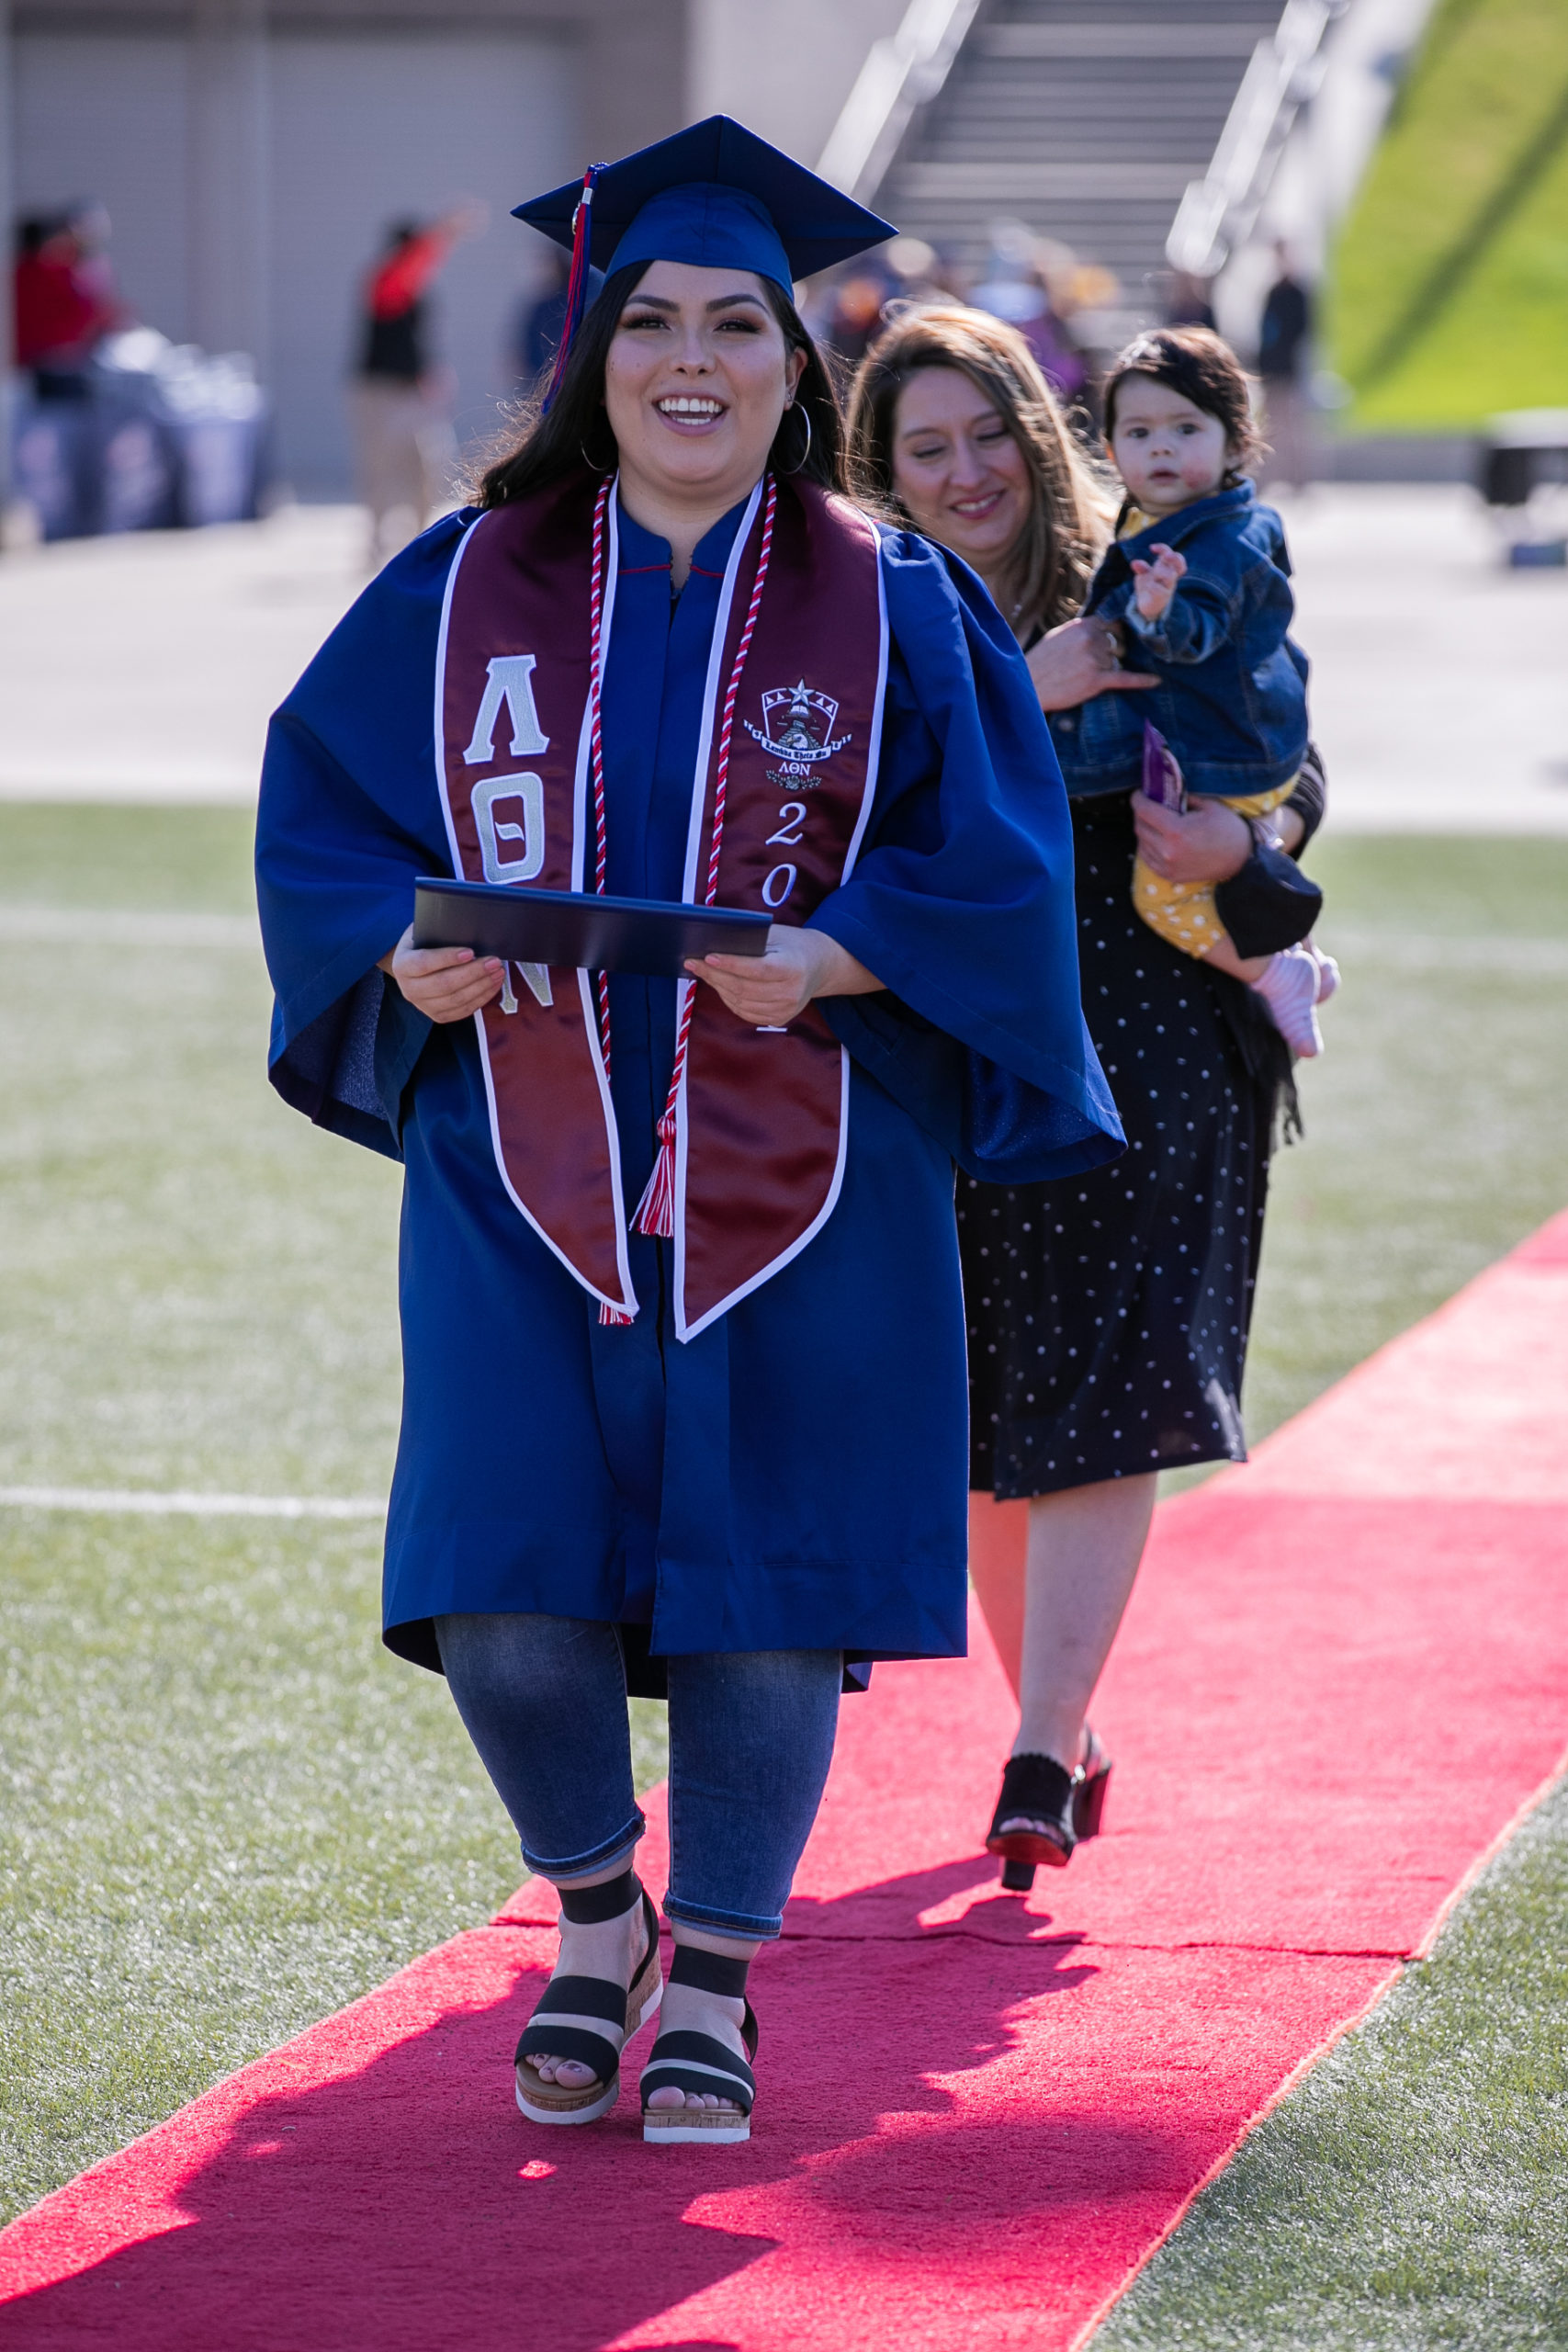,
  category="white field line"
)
[1324,927,1568,977]
[0,906,259,948]
[5,907,1566,975]
[0,1485,384,1520]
